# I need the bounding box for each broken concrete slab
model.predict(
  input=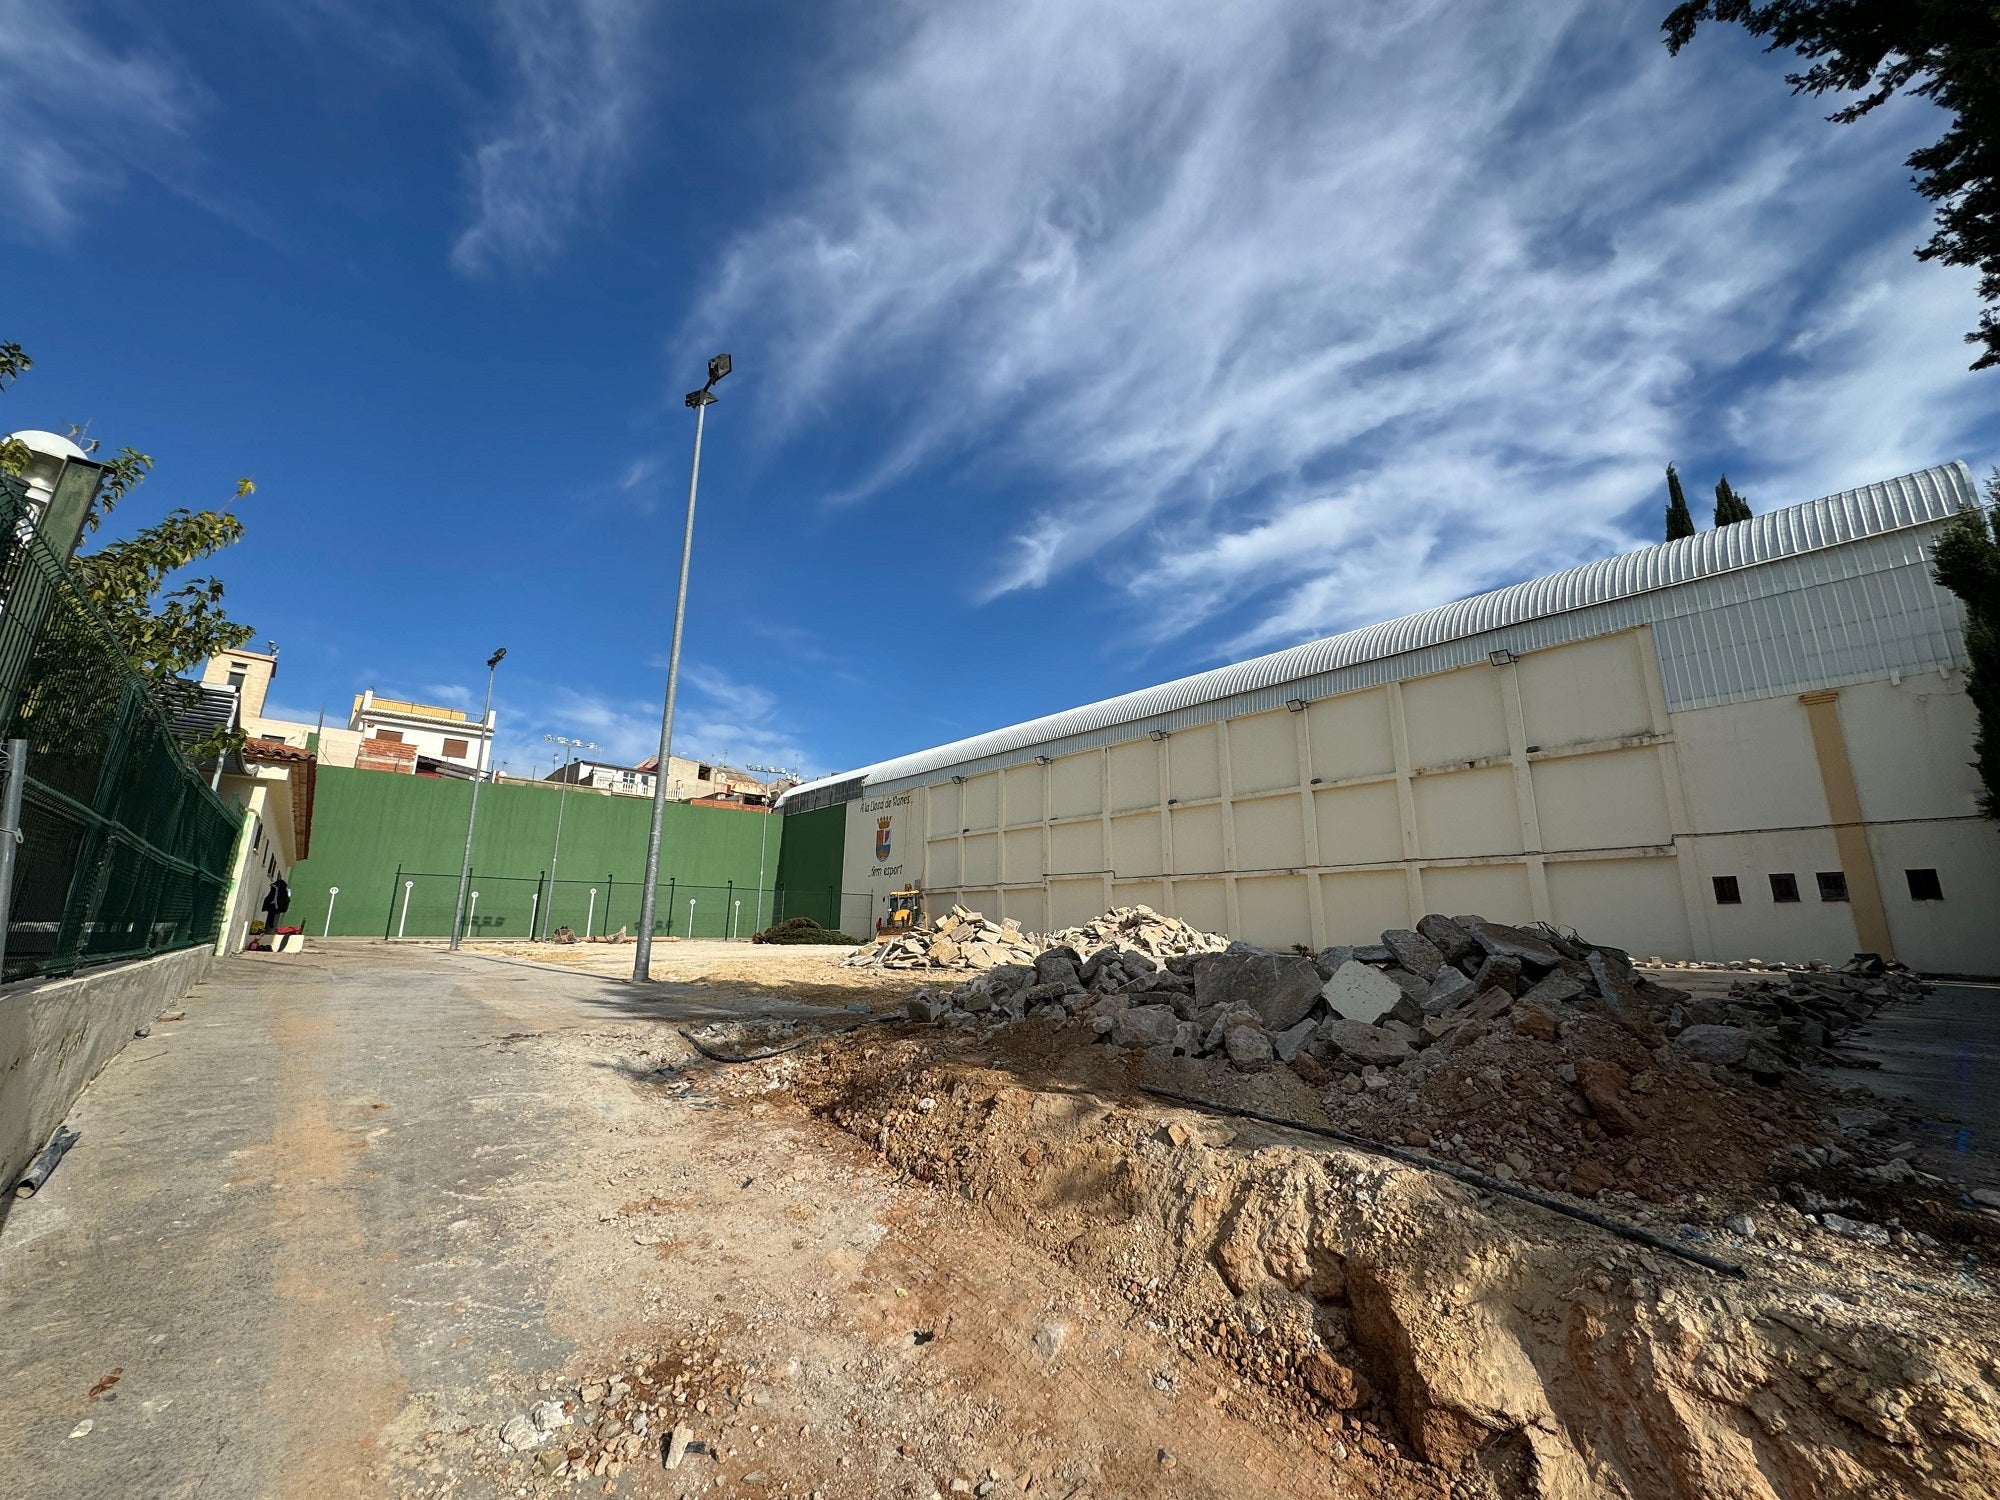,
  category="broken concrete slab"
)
[1192,951,1324,1031]
[1423,967,1476,1016]
[1311,1018,1415,1069]
[1225,1025,1275,1072]
[1112,1004,1182,1050]
[1381,928,1446,979]
[1416,913,1477,966]
[1463,918,1565,972]
[1320,960,1405,1025]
